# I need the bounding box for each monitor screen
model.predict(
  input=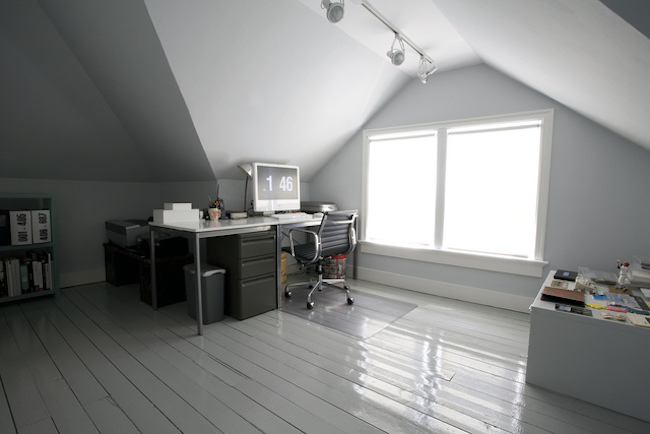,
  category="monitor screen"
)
[252,163,301,212]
